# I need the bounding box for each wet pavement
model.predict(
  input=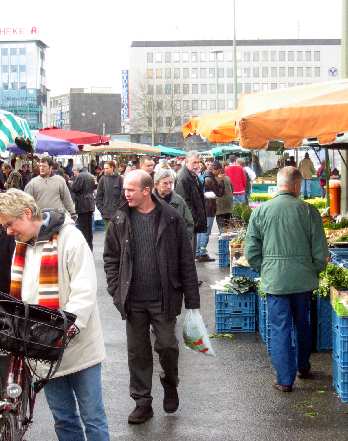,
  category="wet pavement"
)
[28,229,348,441]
